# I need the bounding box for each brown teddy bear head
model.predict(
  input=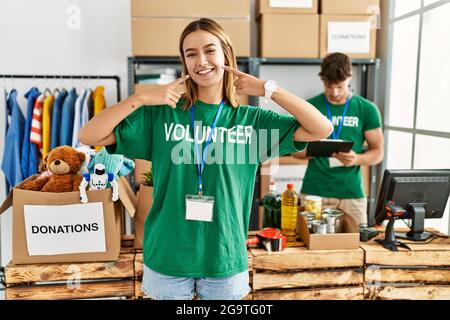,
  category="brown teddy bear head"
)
[43,146,86,175]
